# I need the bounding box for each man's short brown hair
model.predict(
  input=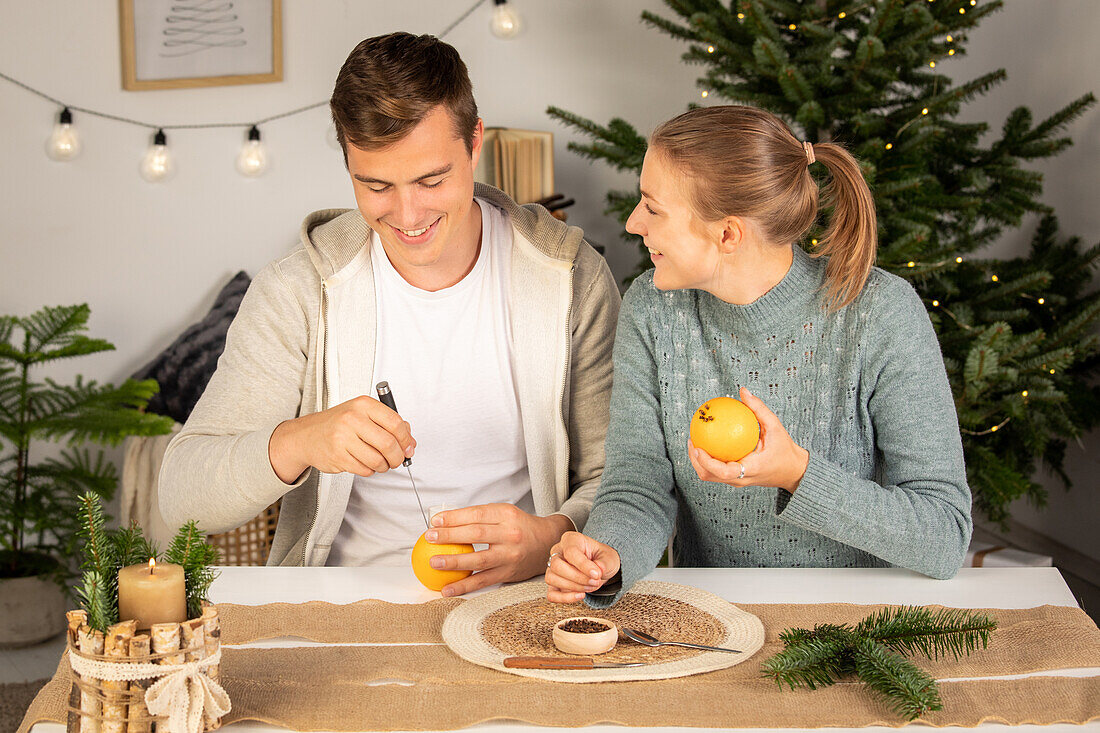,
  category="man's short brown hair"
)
[330,33,479,157]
